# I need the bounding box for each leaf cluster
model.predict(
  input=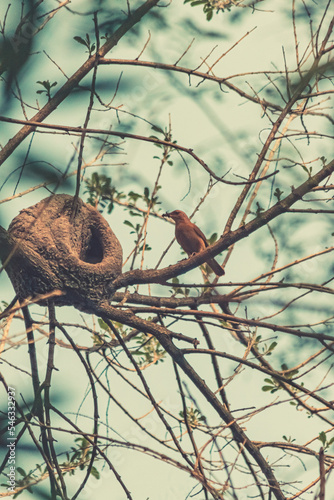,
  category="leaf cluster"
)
[61,437,100,479]
[318,431,334,450]
[179,406,206,427]
[84,173,120,213]
[184,0,235,21]
[133,332,166,367]
[73,33,96,57]
[169,277,191,297]
[262,363,300,394]
[36,80,57,102]
[3,467,35,498]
